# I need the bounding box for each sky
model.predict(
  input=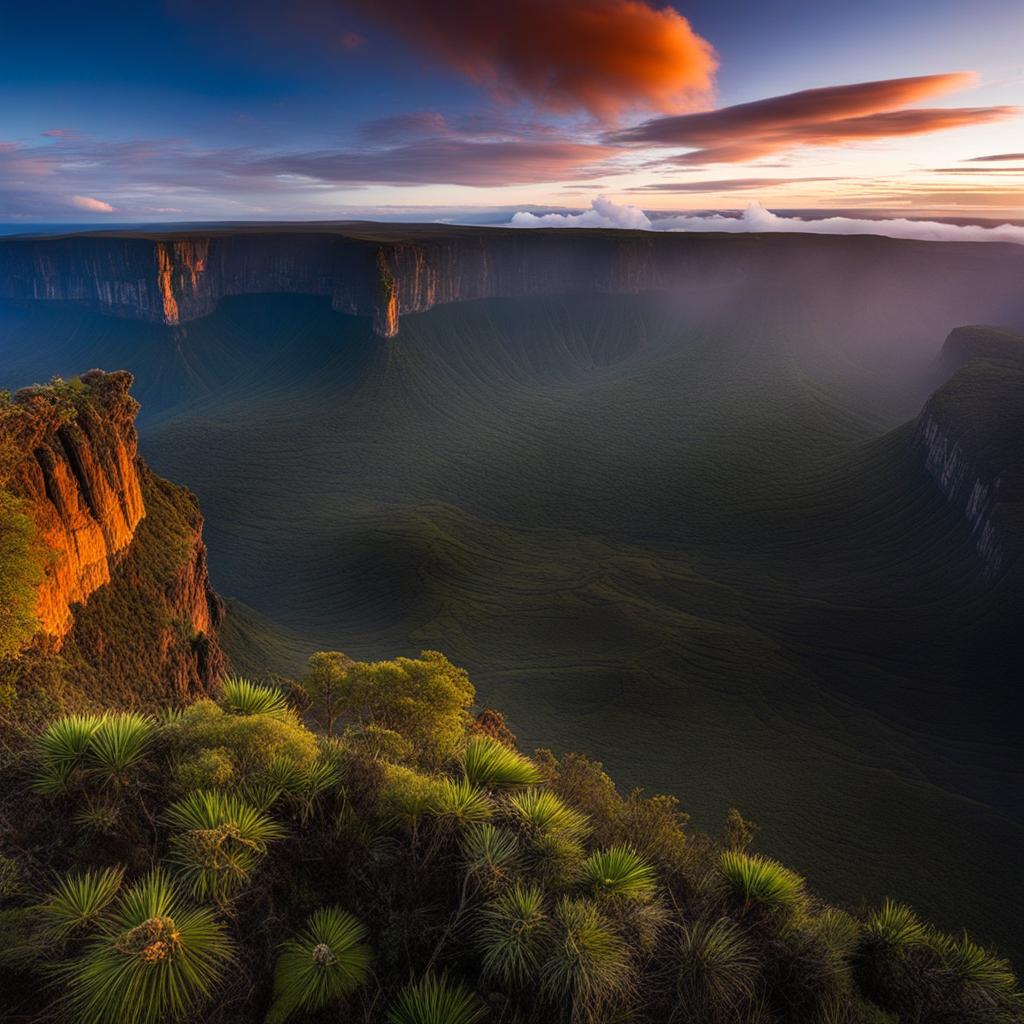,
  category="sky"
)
[1,0,1023,225]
